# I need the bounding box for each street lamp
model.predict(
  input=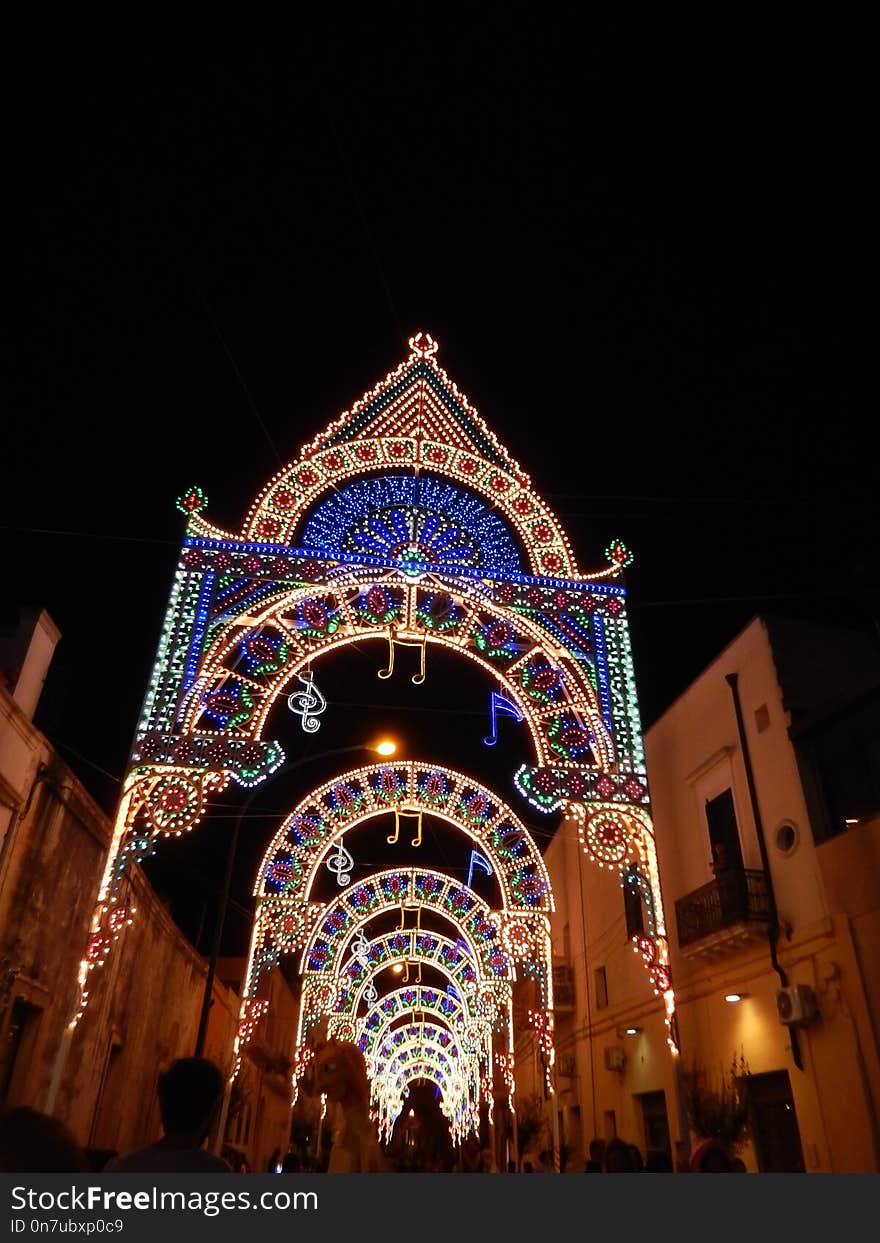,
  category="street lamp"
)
[194,738,397,1057]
